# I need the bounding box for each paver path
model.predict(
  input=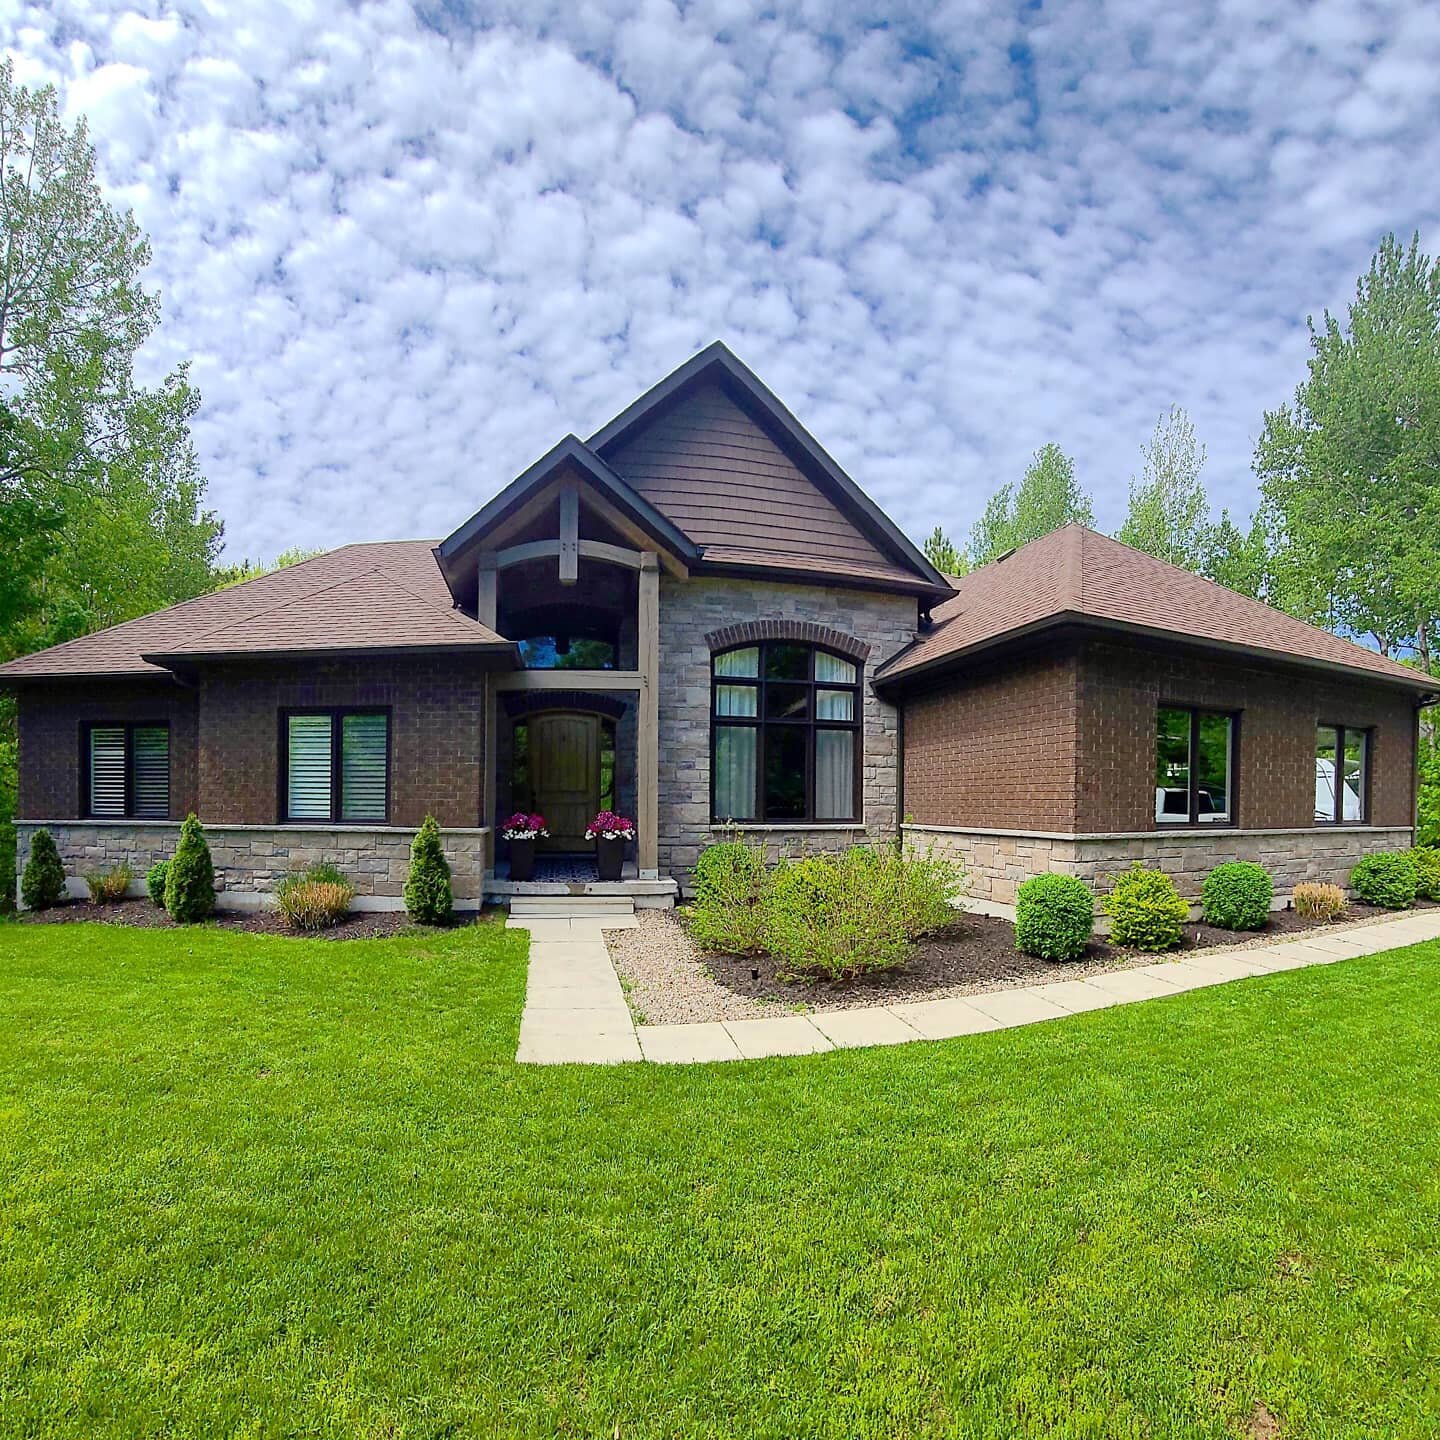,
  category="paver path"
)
[511,908,1440,1065]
